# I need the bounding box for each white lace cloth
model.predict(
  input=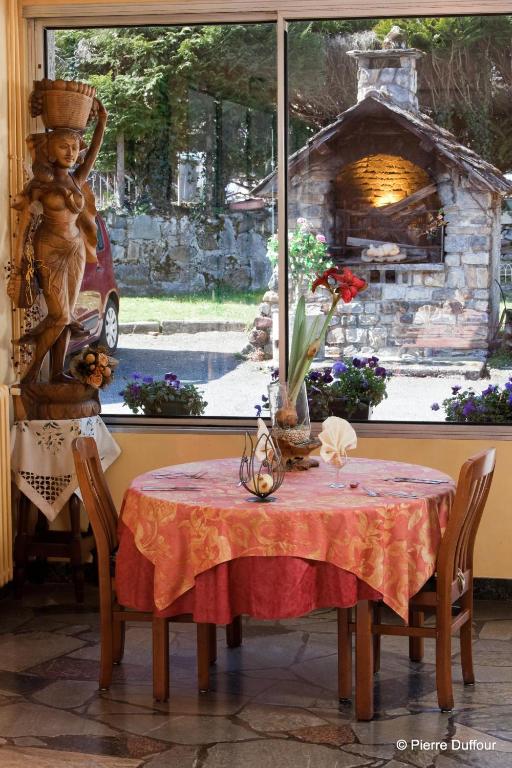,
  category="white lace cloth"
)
[11,417,121,522]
